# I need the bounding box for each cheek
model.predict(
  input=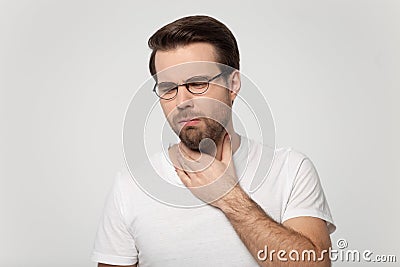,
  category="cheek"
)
[214,86,231,102]
[160,102,173,118]
[203,86,228,100]
[161,102,182,125]
[160,104,171,118]
[212,92,231,108]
